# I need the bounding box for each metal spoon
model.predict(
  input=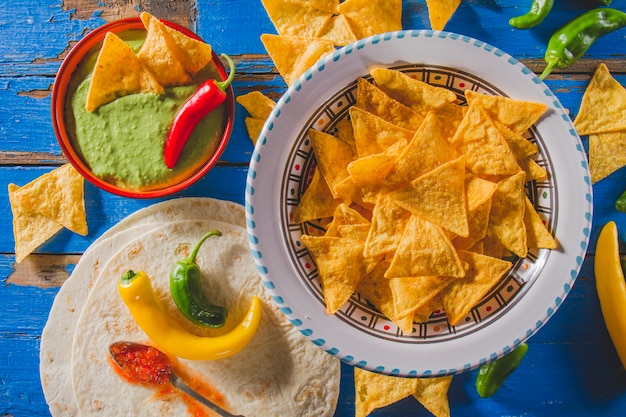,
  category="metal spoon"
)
[109,341,244,417]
